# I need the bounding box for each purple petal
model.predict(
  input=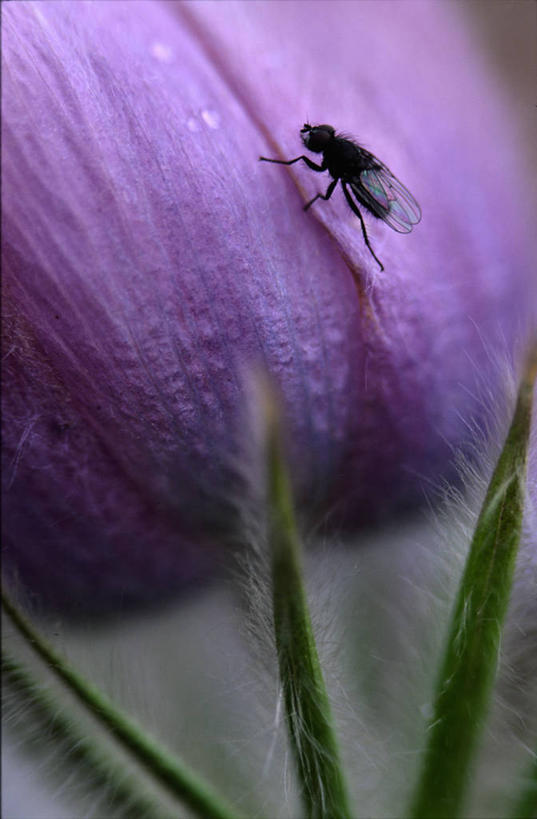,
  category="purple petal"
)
[2,1,535,612]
